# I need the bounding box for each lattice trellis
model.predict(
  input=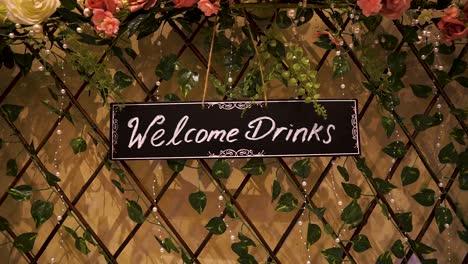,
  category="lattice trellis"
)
[0,4,467,264]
